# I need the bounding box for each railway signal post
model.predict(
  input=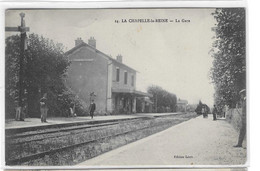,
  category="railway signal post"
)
[5,13,30,120]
